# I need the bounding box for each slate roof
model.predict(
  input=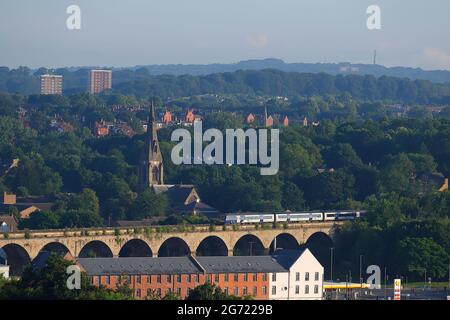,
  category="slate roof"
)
[77,257,204,276]
[271,248,307,269]
[195,256,288,273]
[77,250,309,276]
